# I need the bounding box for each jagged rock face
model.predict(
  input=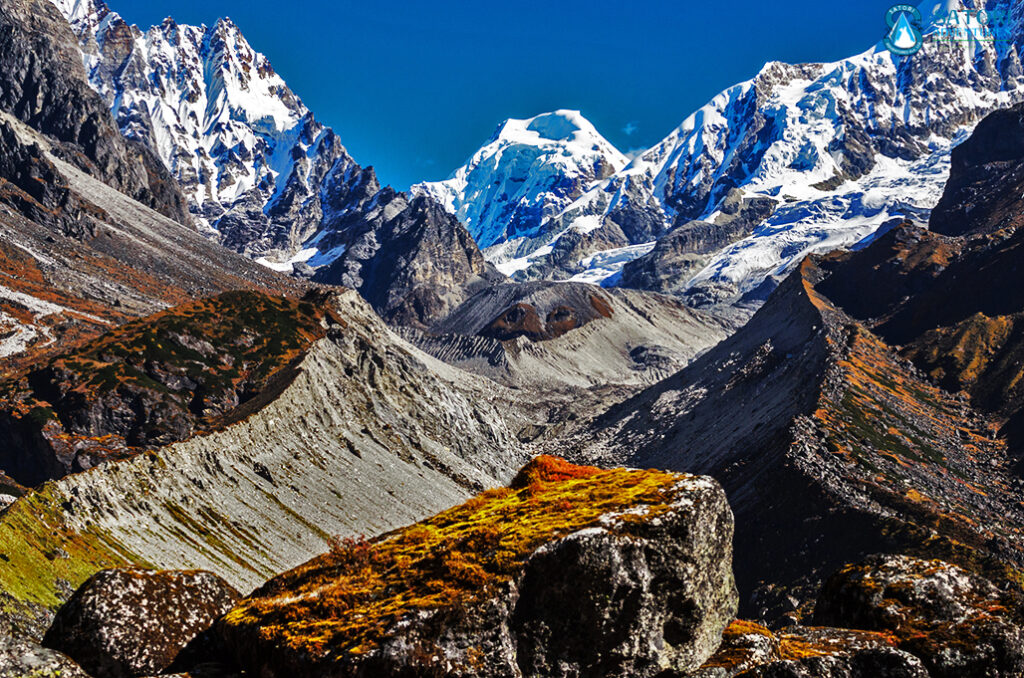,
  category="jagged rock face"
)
[0,0,189,223]
[814,555,1024,678]
[0,290,339,486]
[312,192,505,328]
[929,101,1024,236]
[0,636,91,677]
[215,456,737,678]
[50,0,378,259]
[418,2,1024,302]
[0,120,103,239]
[42,568,240,678]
